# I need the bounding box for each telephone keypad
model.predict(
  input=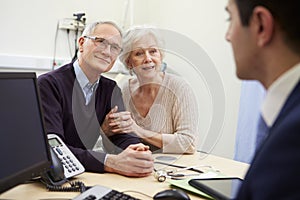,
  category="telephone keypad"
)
[58,153,81,173]
[52,146,84,178]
